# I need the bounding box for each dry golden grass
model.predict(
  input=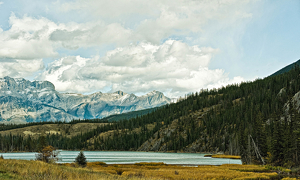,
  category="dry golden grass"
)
[0,159,286,180]
[211,154,241,159]
[83,162,279,180]
[0,159,145,180]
